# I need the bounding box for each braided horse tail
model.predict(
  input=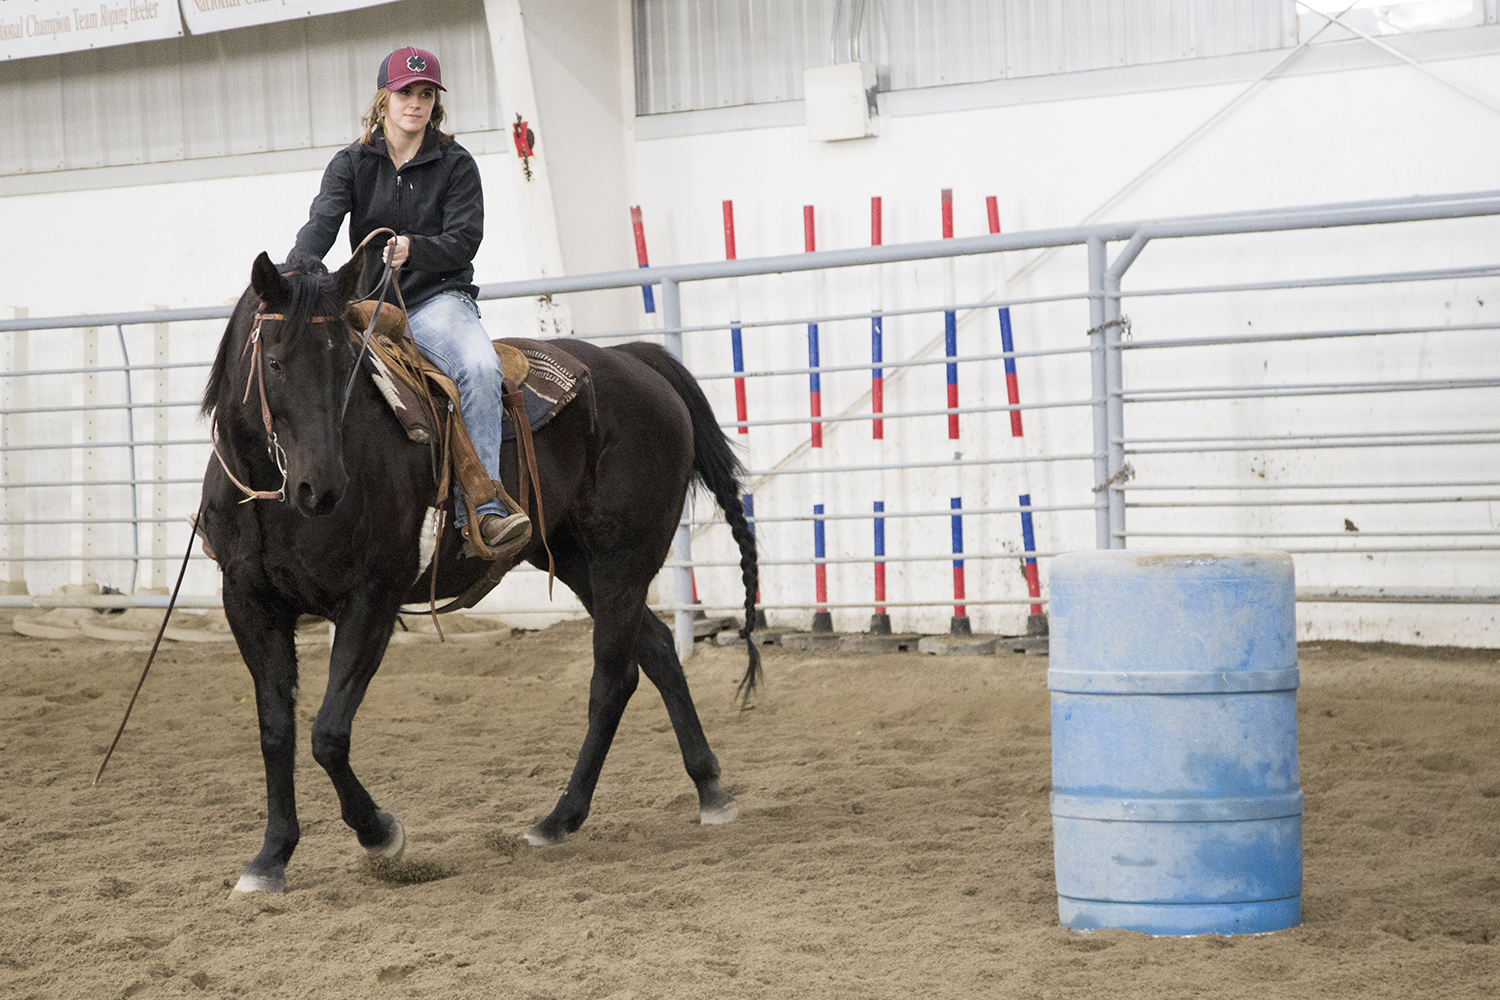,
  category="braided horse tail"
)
[613,342,761,702]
